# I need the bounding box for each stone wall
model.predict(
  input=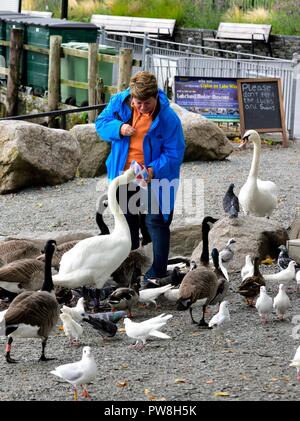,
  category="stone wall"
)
[174,28,300,60]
